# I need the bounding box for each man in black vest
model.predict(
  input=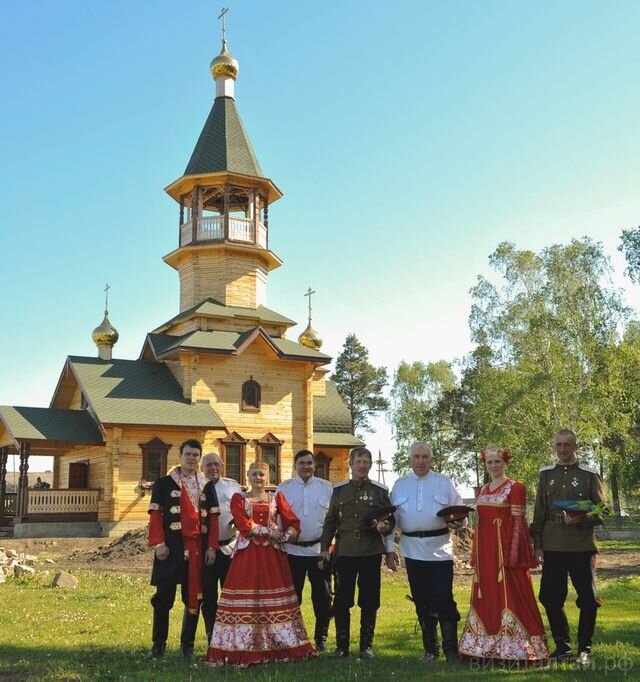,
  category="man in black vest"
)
[147,439,220,659]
